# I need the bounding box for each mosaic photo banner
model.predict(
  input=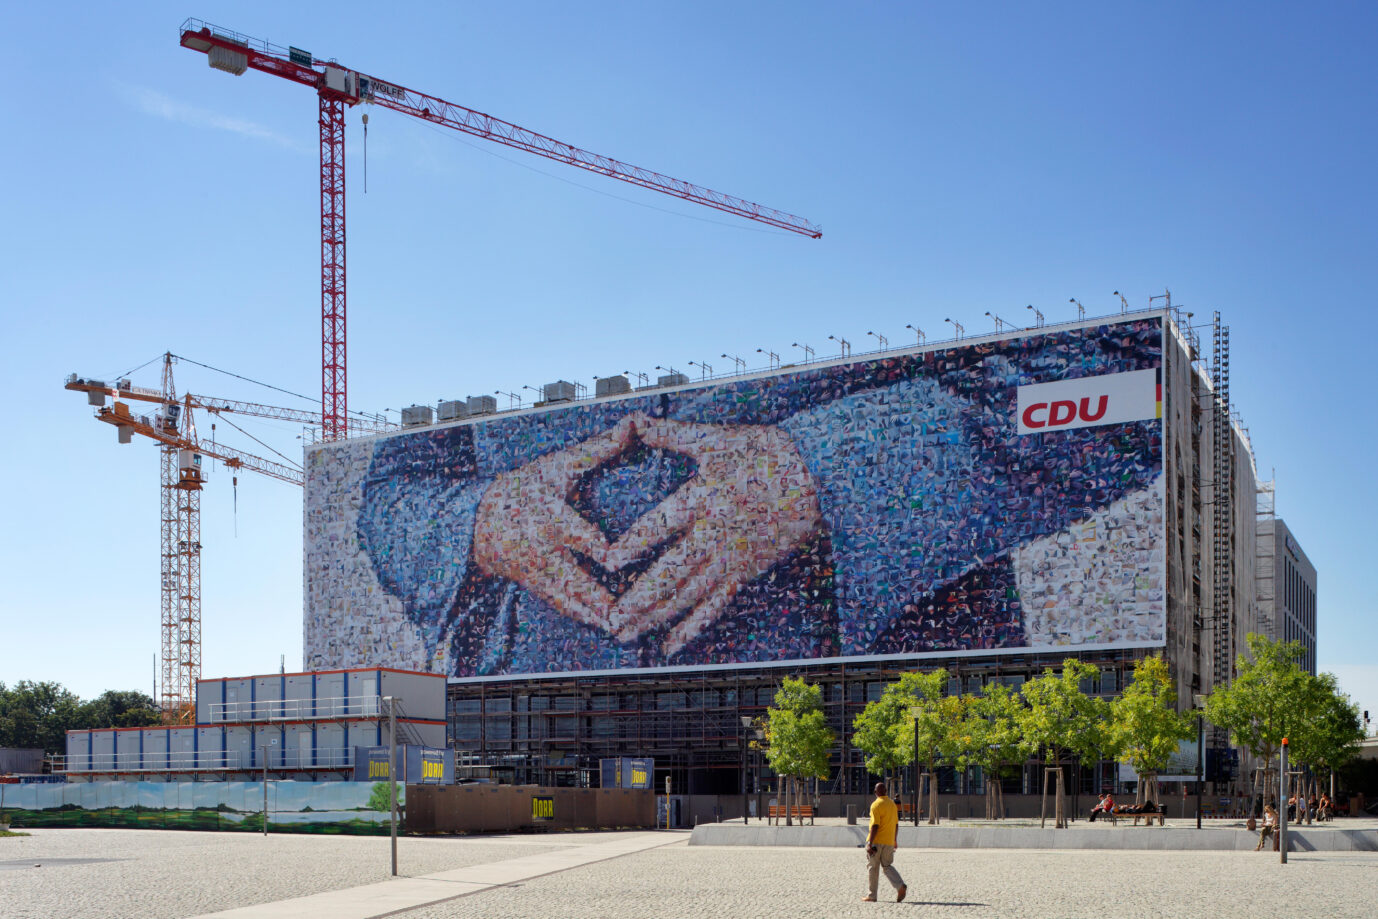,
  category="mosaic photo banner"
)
[305,319,1165,677]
